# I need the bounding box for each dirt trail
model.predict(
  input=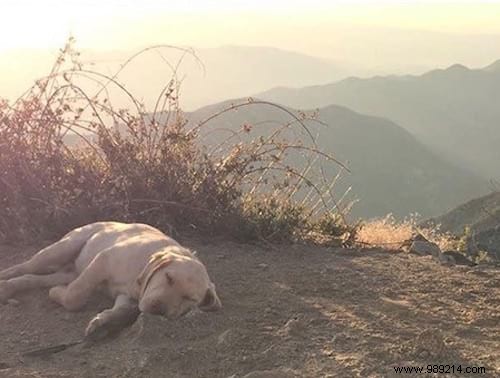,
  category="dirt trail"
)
[0,241,499,377]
